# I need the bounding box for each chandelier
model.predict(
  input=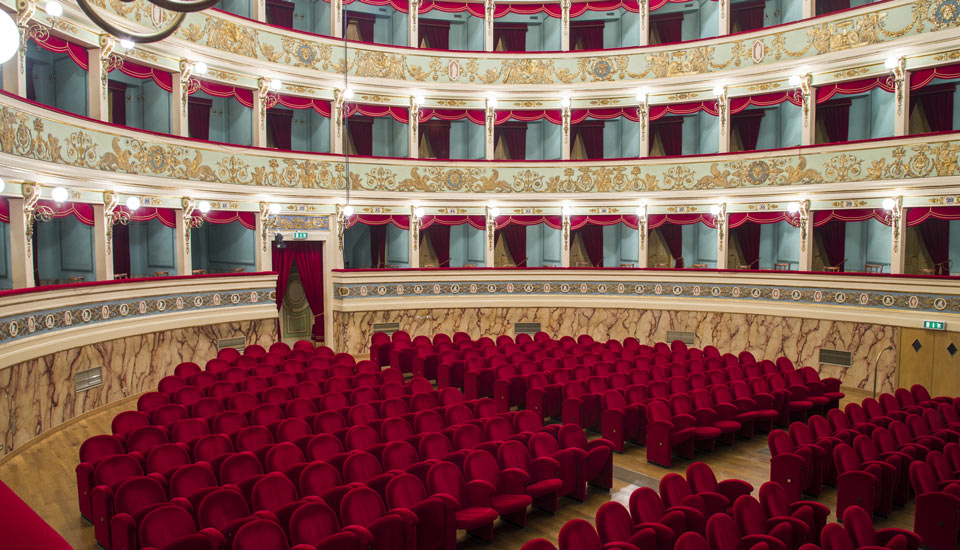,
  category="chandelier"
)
[74,0,218,43]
